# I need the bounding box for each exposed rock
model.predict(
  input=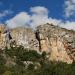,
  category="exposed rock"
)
[0,23,75,63]
[10,27,39,51]
[36,23,75,63]
[0,25,6,49]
